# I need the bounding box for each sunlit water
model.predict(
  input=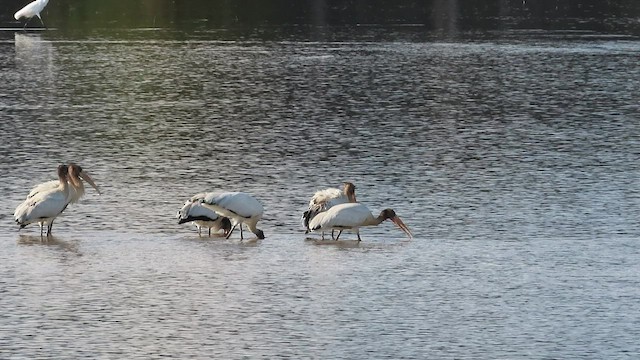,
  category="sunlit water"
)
[1,28,639,359]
